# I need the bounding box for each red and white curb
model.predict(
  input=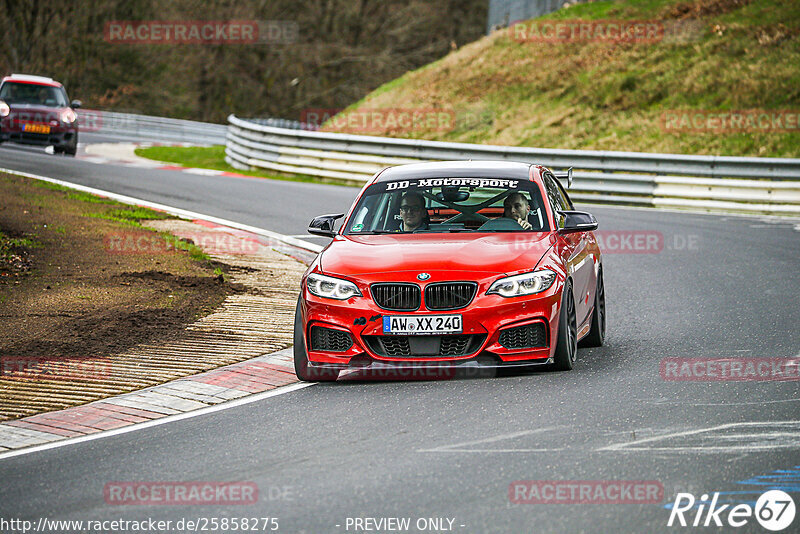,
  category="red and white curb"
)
[78,142,258,179]
[0,349,300,453]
